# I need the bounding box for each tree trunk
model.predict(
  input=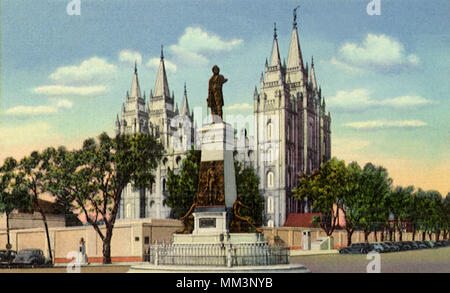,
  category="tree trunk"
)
[380,230,384,242]
[389,230,393,241]
[364,230,369,242]
[6,213,11,249]
[412,228,416,241]
[435,231,440,241]
[428,233,432,240]
[346,229,353,246]
[398,228,403,242]
[374,228,378,242]
[35,199,53,262]
[103,226,113,264]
